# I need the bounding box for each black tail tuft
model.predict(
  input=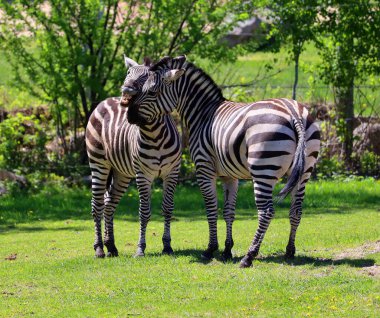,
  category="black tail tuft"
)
[276,117,306,202]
